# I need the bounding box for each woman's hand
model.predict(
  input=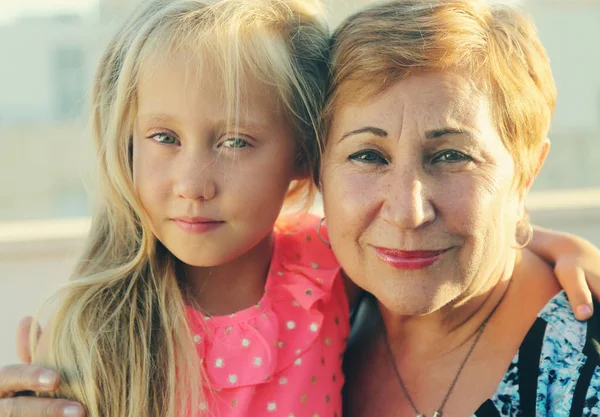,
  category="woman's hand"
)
[530,226,600,320]
[0,318,85,417]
